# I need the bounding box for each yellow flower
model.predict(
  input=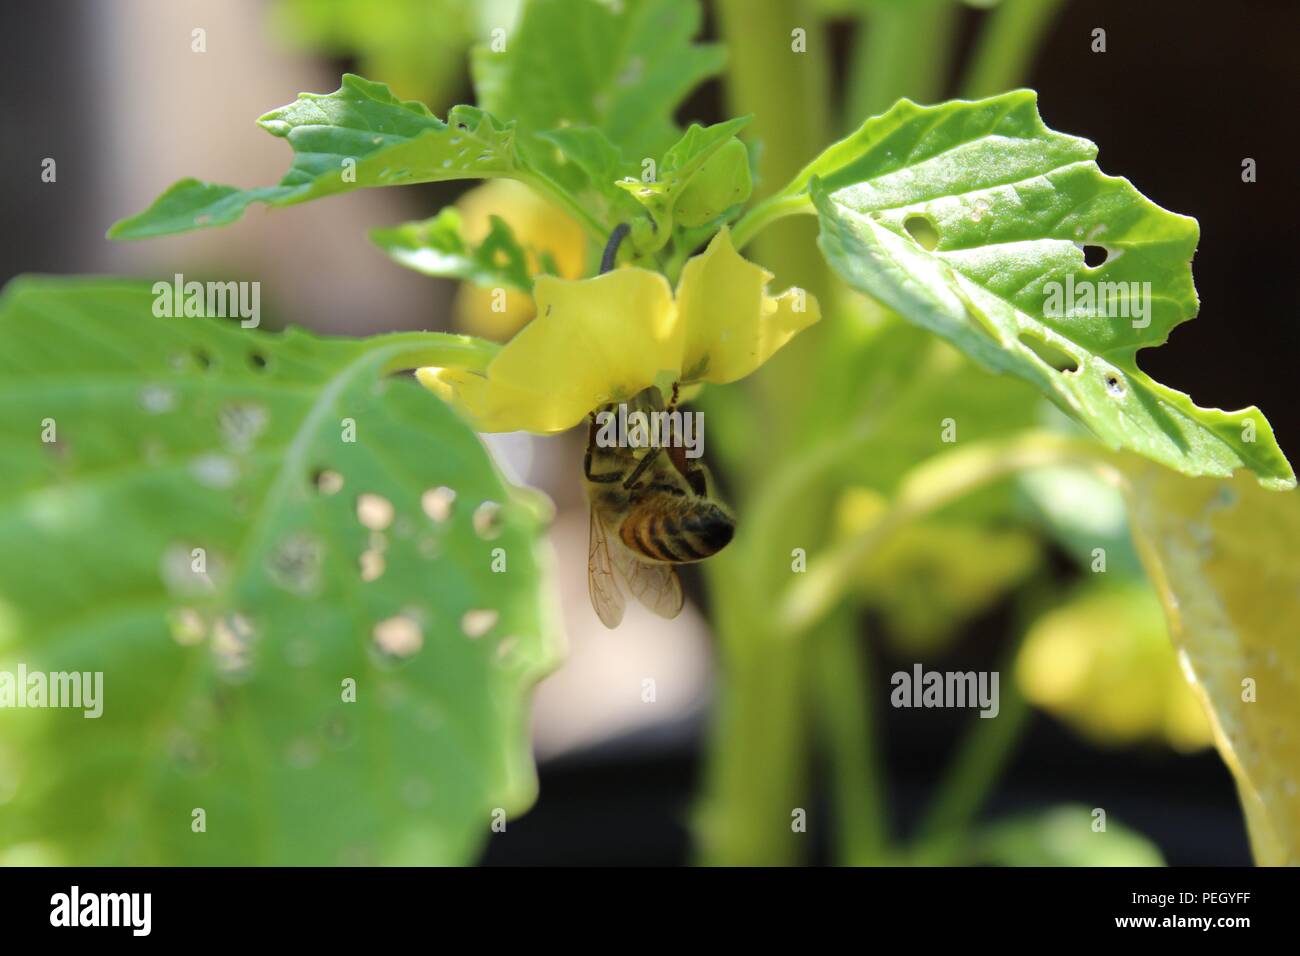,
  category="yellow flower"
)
[418,228,820,433]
